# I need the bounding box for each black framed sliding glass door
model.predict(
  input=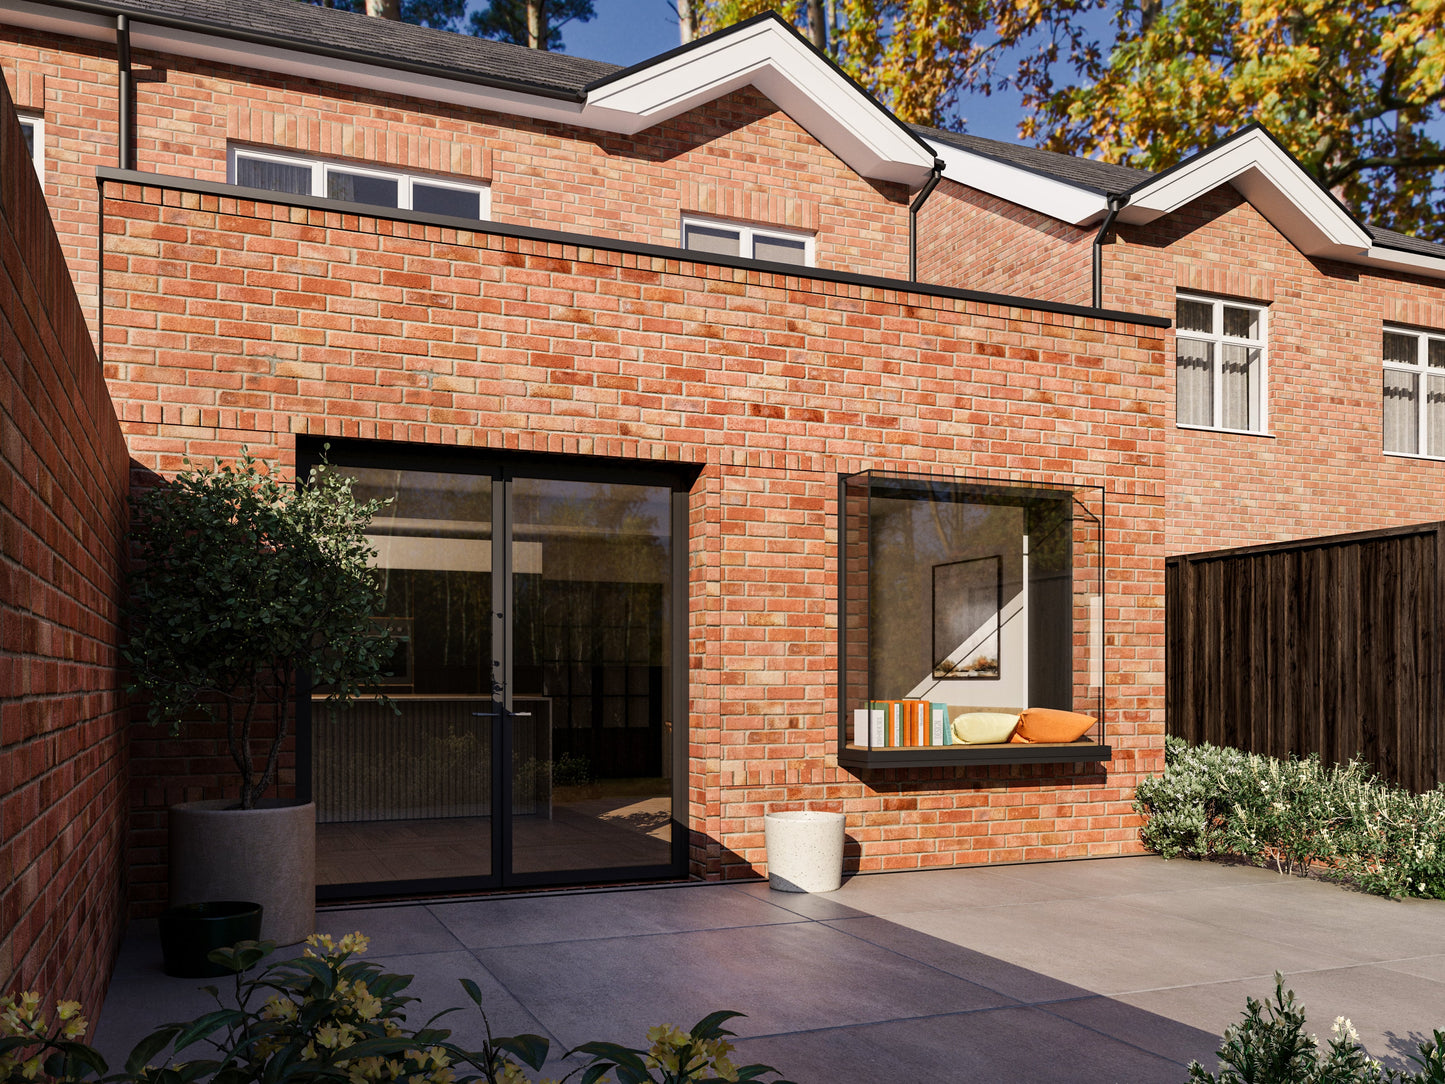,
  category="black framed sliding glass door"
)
[302,445,689,898]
